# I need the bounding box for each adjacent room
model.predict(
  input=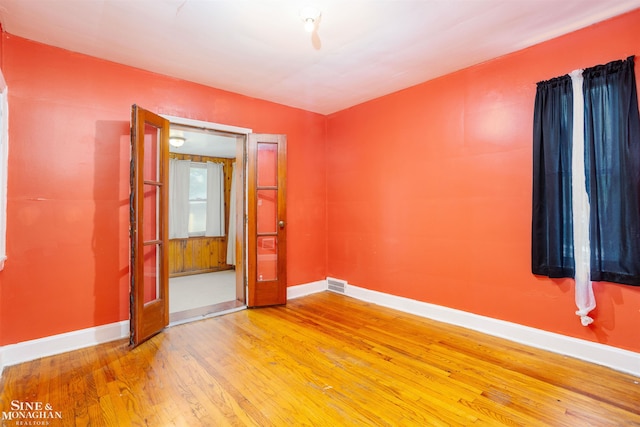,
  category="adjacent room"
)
[0,0,639,424]
[166,124,244,323]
